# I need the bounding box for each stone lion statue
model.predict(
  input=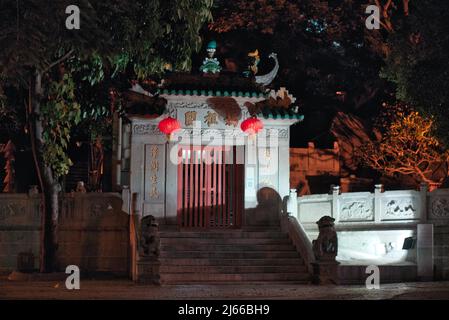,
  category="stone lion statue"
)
[312,216,338,261]
[140,215,160,259]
